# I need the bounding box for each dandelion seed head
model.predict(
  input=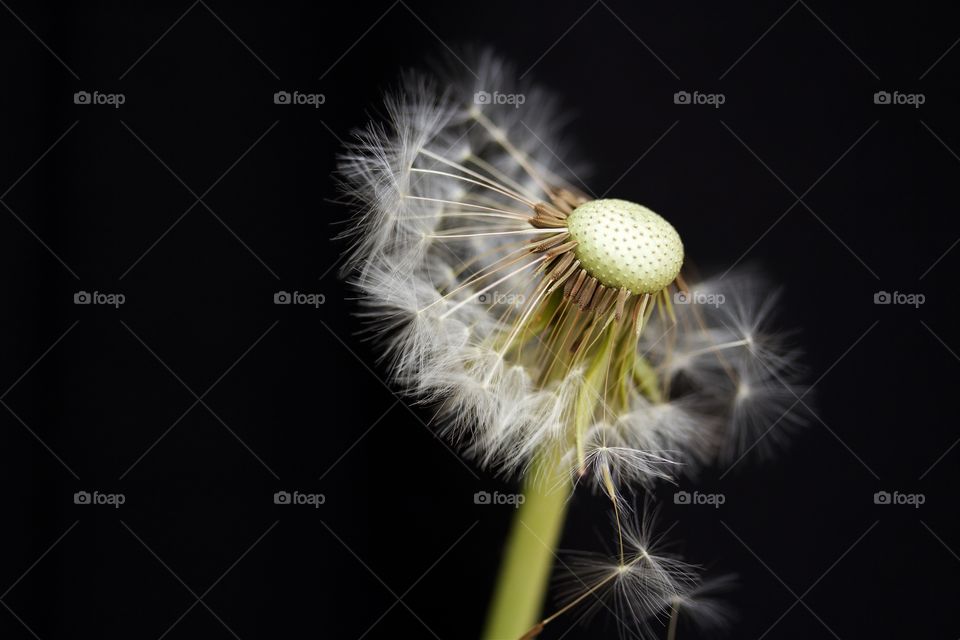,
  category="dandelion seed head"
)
[567,199,684,294]
[338,49,809,640]
[338,49,807,490]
